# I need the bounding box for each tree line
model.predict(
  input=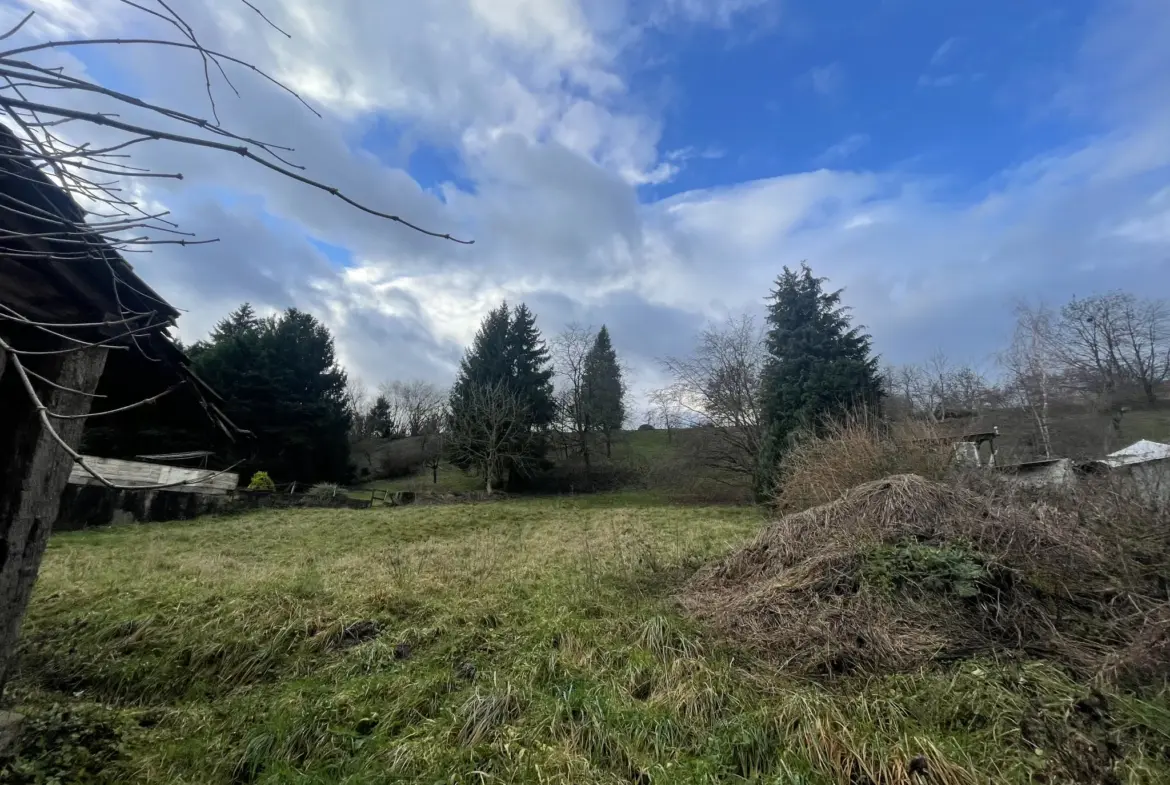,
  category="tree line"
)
[88,270,1164,492]
[654,280,1170,485]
